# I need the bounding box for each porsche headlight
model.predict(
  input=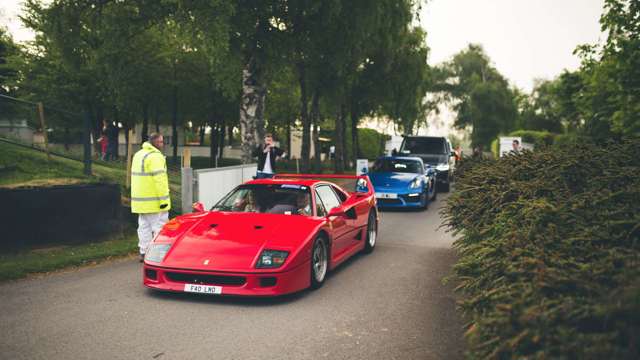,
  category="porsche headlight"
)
[145,244,171,263]
[256,250,289,269]
[409,178,422,189]
[436,163,450,172]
